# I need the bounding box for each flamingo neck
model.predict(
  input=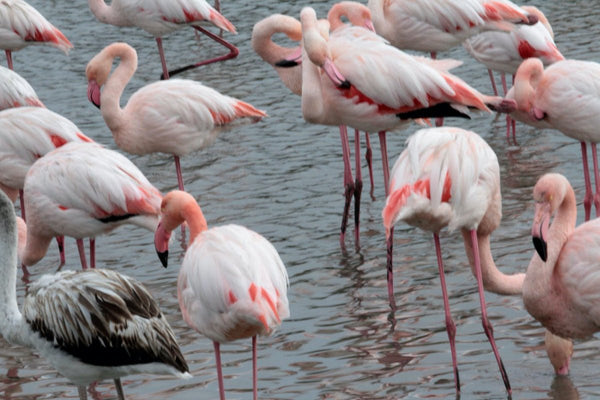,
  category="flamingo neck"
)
[181,201,208,244]
[87,0,131,27]
[0,192,24,344]
[252,17,301,66]
[514,60,543,114]
[461,230,525,295]
[101,45,137,137]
